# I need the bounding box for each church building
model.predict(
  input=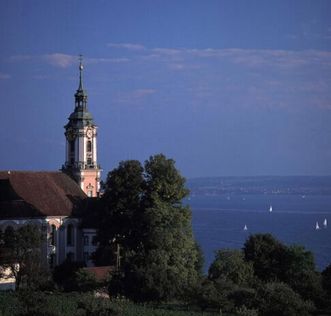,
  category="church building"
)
[0,59,101,280]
